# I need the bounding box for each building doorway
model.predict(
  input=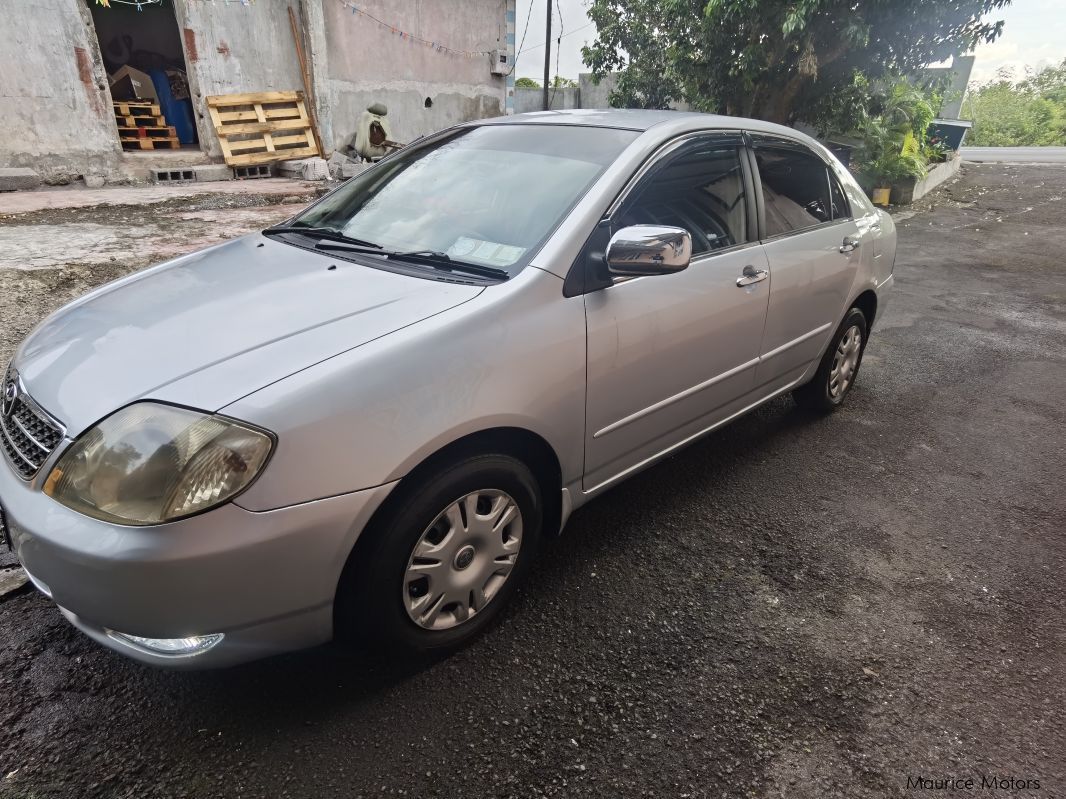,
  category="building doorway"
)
[86,0,199,151]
